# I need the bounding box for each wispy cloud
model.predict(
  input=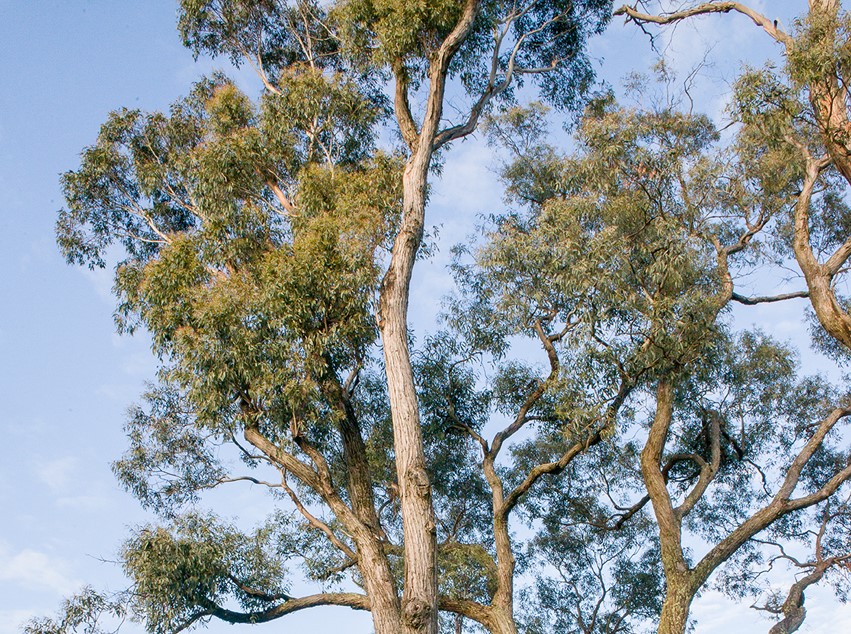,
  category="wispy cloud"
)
[36,456,78,494]
[0,543,80,596]
[56,494,110,510]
